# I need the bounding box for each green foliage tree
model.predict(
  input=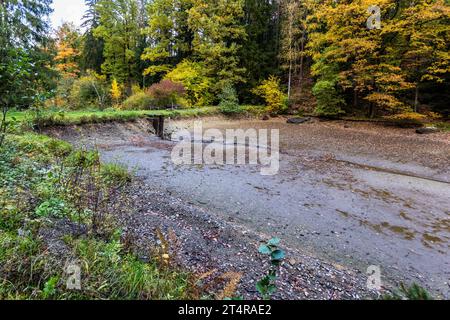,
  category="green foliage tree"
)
[142,0,193,78]
[219,83,241,115]
[238,0,281,100]
[188,0,247,93]
[0,0,54,146]
[312,80,345,118]
[164,60,213,106]
[94,0,141,90]
[81,0,105,73]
